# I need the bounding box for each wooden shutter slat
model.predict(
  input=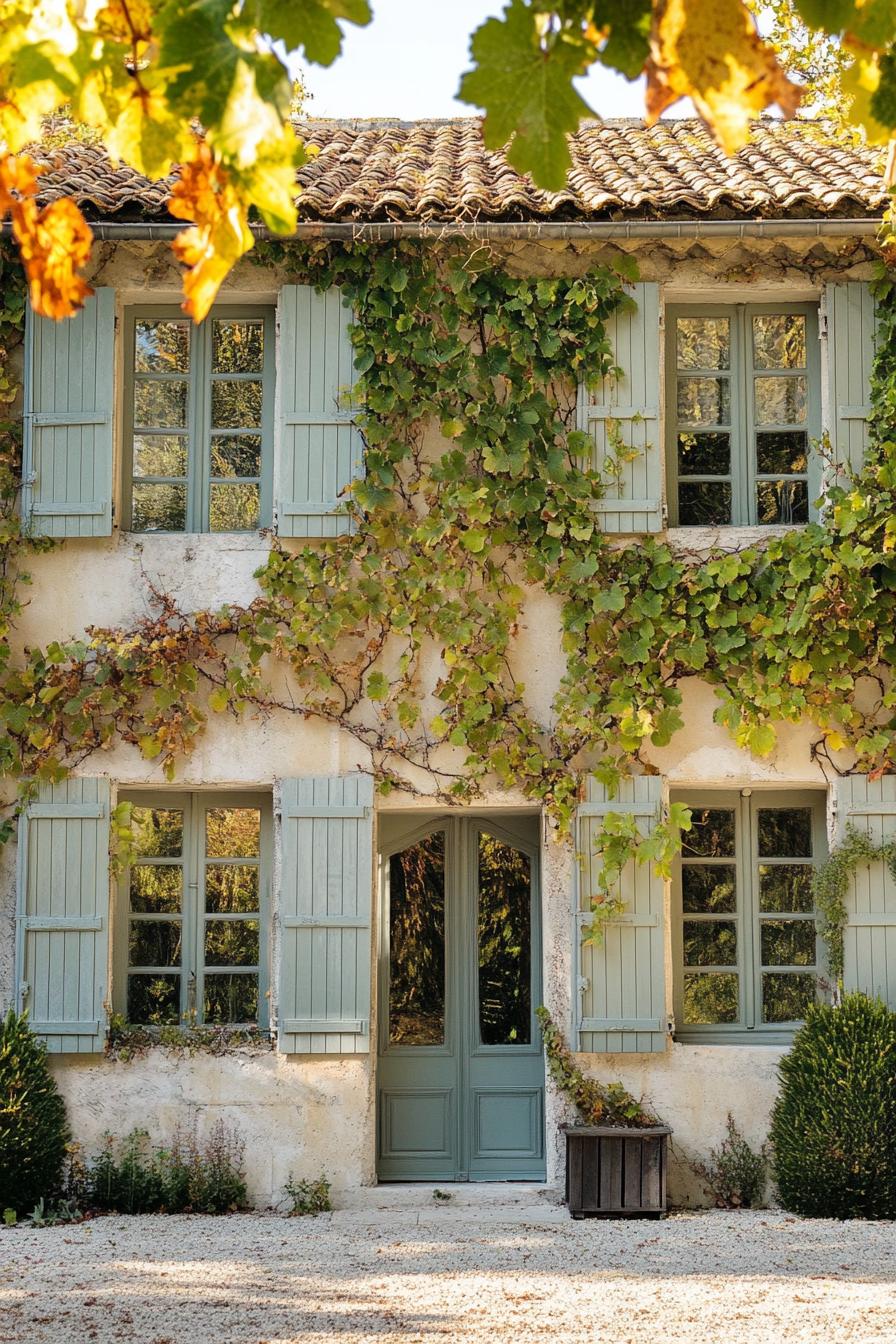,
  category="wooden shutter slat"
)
[276,285,362,538]
[576,775,668,1053]
[278,774,374,1054]
[833,774,896,1008]
[576,283,662,533]
[15,778,111,1053]
[826,282,876,478]
[23,289,115,538]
